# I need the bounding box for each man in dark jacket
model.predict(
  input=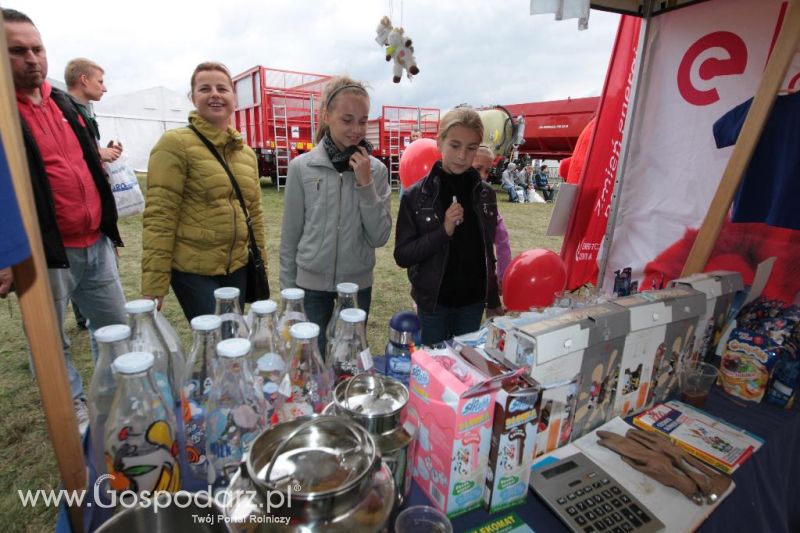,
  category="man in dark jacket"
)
[4,8,128,434]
